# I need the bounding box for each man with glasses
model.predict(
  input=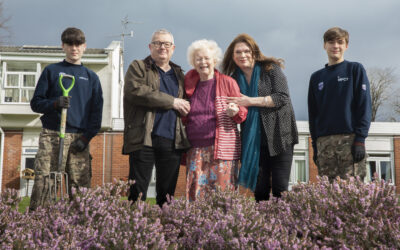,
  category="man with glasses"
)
[123,29,190,207]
